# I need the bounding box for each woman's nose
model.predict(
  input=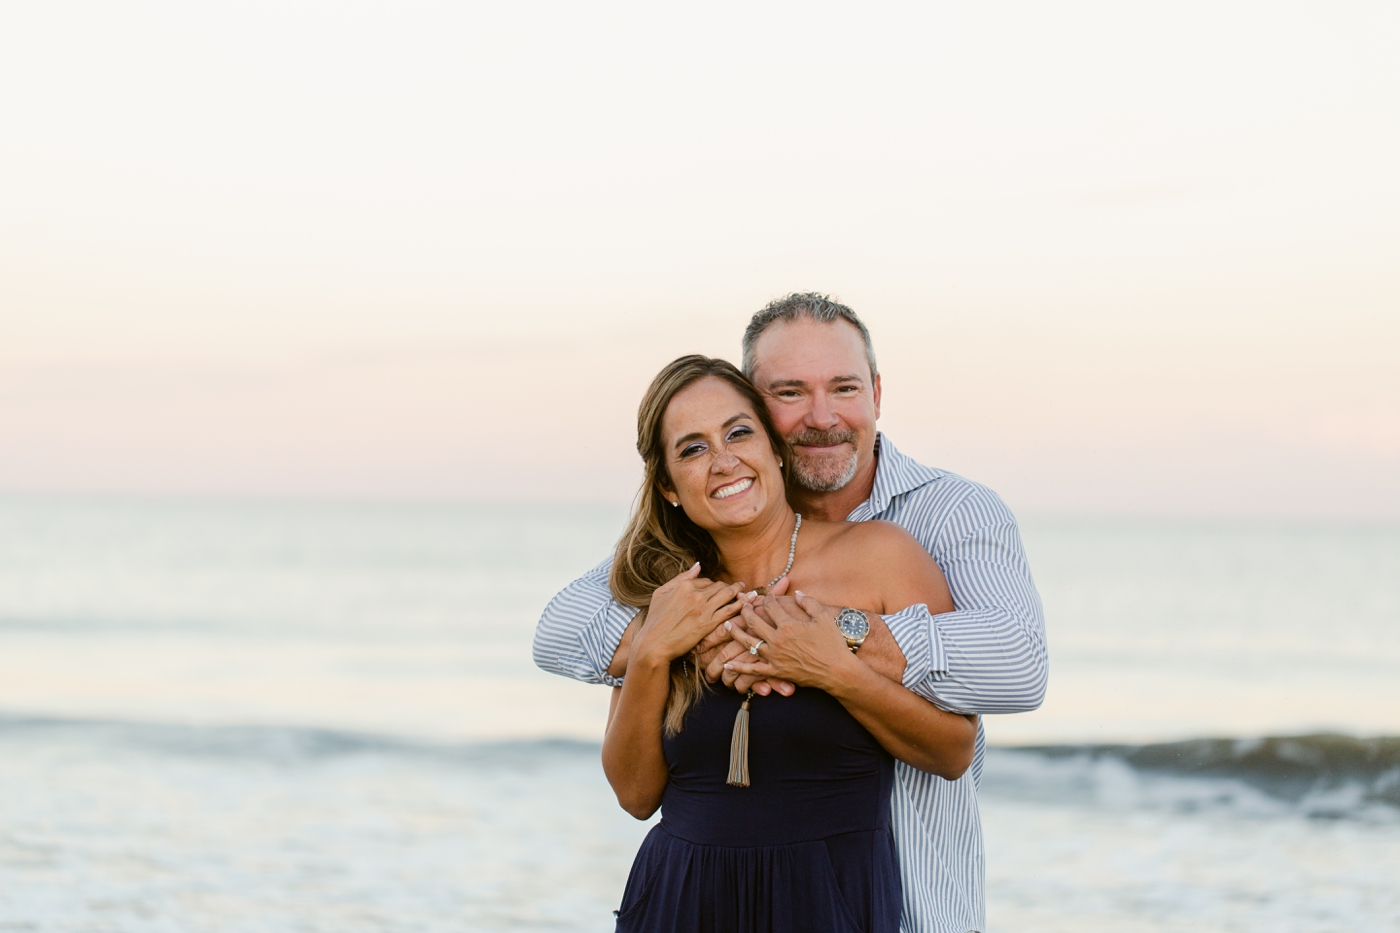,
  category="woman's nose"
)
[712,449,739,472]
